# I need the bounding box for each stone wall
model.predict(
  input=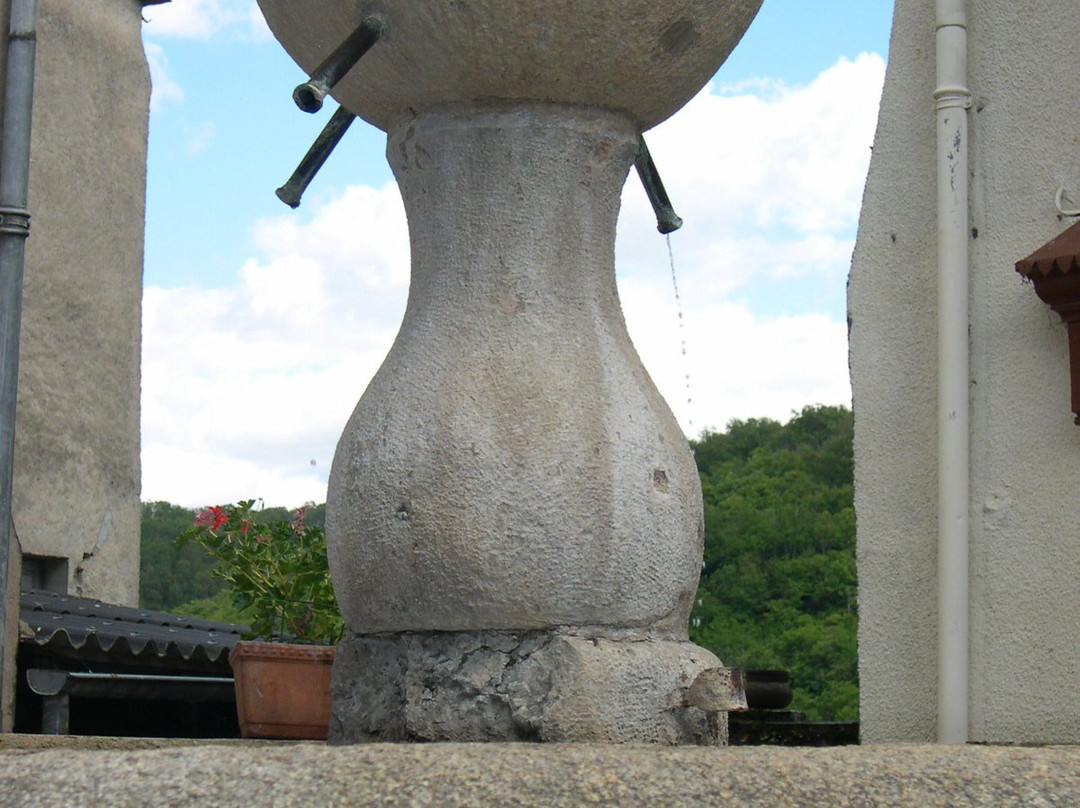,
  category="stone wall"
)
[5,0,148,606]
[850,0,1080,743]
